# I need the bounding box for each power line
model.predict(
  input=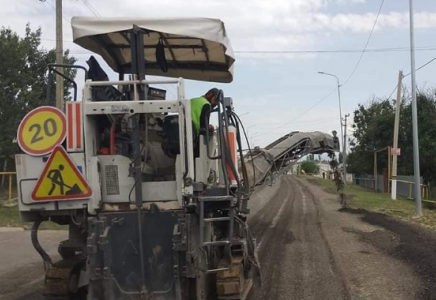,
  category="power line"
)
[342,0,385,86]
[253,120,340,134]
[81,0,100,16]
[81,0,100,17]
[261,0,385,146]
[386,55,436,99]
[41,38,75,43]
[250,117,339,130]
[404,56,436,77]
[251,28,412,140]
[252,88,337,138]
[41,0,71,24]
[64,45,436,55]
[251,0,386,142]
[235,46,436,54]
[387,85,398,100]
